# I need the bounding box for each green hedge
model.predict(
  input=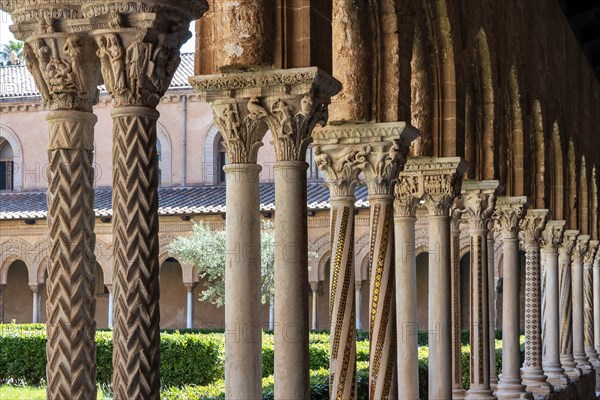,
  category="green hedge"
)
[0,323,522,399]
